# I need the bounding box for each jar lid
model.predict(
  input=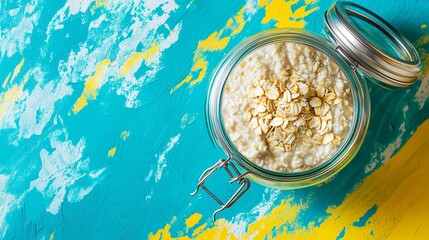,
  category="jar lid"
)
[324,1,423,88]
